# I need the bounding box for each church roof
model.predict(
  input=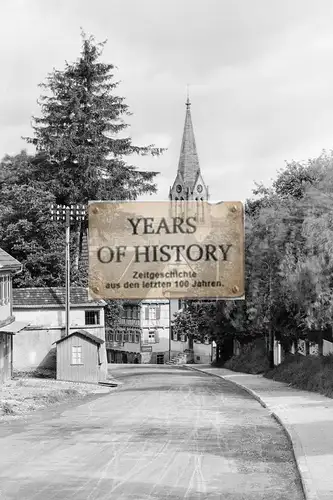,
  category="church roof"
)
[177,97,201,187]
